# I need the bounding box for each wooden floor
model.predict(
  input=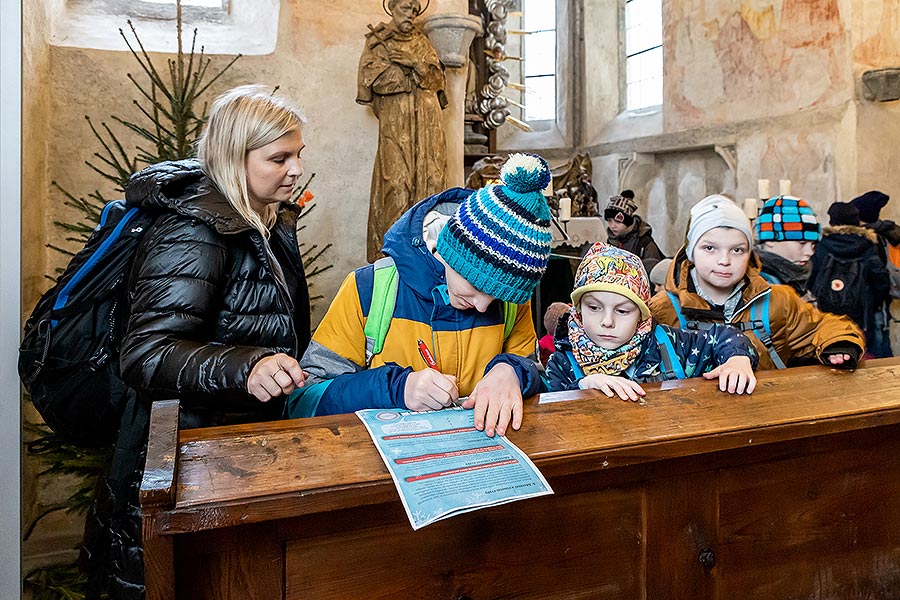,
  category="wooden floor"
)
[142,358,900,599]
